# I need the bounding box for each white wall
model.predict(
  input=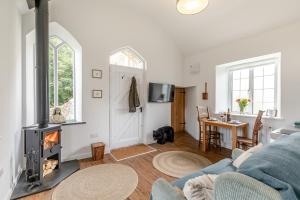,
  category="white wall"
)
[22,0,184,160]
[0,0,23,199]
[184,21,300,148]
